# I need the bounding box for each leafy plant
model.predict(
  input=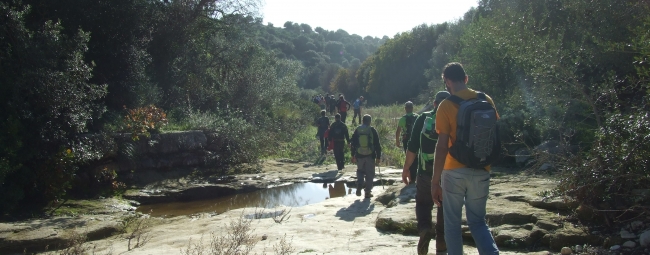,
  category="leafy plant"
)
[122,105,168,141]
